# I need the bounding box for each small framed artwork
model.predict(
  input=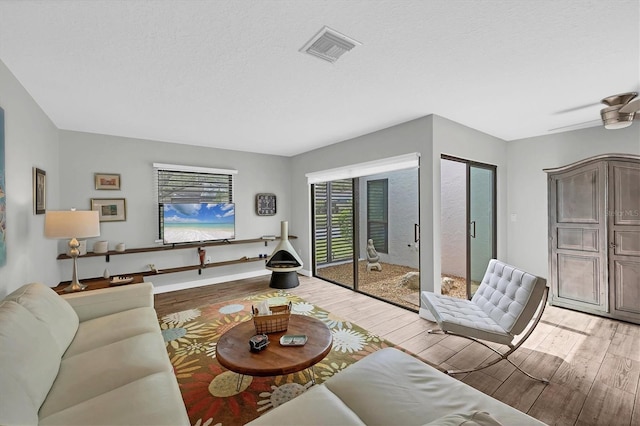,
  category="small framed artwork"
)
[91,198,126,222]
[33,167,46,214]
[94,173,121,190]
[256,193,276,216]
